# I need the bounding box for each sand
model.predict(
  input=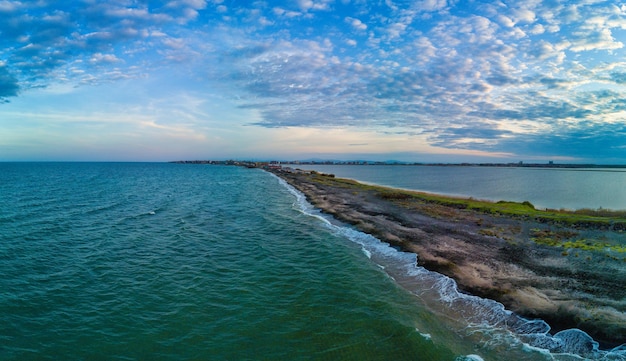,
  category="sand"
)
[270,168,626,349]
